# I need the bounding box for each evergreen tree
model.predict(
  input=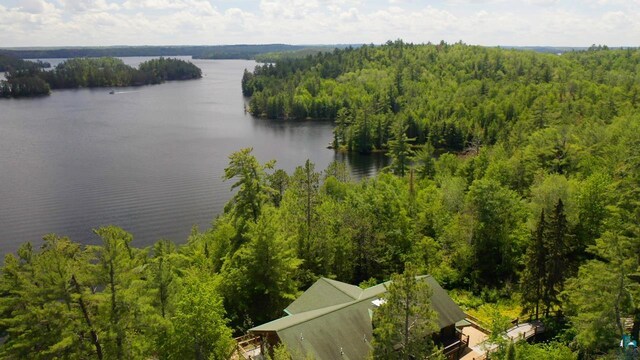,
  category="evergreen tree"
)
[220,207,301,329]
[167,270,234,360]
[372,265,439,360]
[412,143,436,179]
[280,160,323,283]
[91,226,158,360]
[223,148,275,245]
[0,237,97,359]
[148,239,180,319]
[543,198,571,316]
[466,179,527,287]
[520,210,547,320]
[564,209,640,354]
[387,122,415,177]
